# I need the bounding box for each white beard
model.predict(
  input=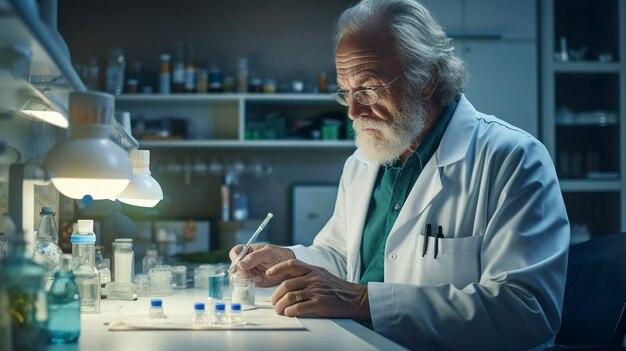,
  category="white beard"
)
[353,99,427,166]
